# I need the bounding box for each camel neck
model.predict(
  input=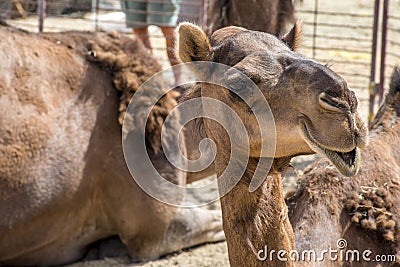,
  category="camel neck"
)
[216,158,295,267]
